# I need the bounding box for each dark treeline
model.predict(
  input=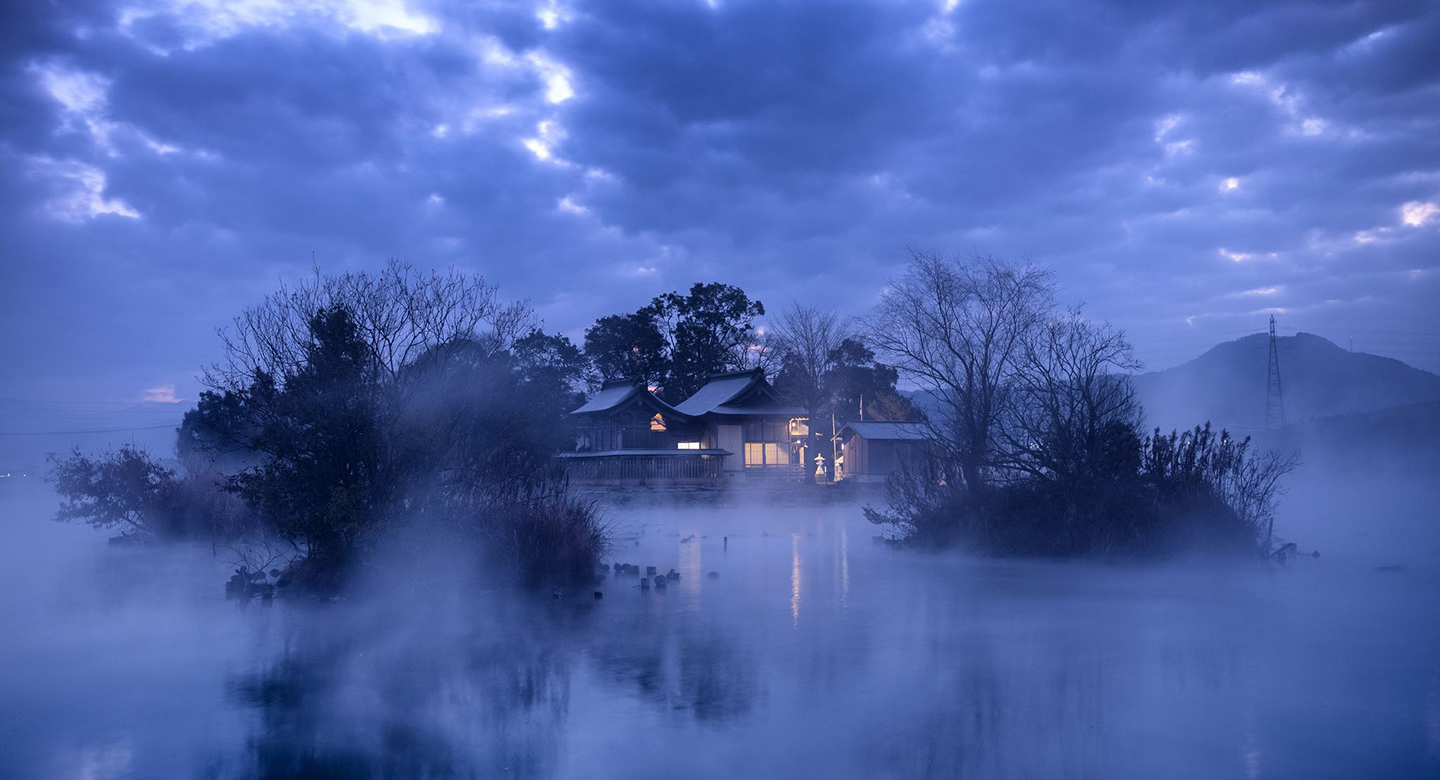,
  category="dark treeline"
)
[53,263,602,592]
[49,254,1294,587]
[864,251,1296,556]
[49,266,919,593]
